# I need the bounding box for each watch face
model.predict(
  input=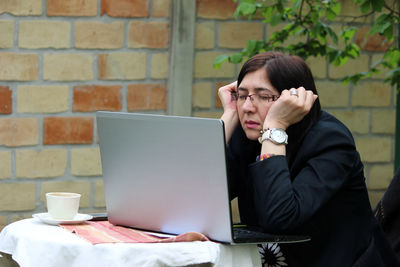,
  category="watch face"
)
[271,129,286,143]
